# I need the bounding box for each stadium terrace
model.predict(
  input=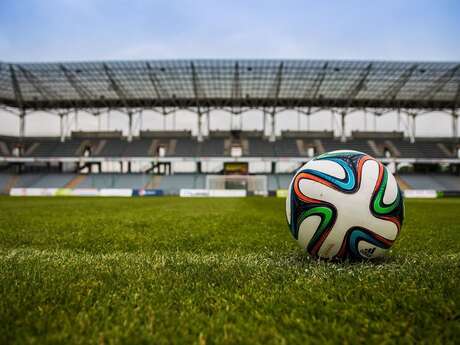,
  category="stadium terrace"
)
[1,59,459,142]
[0,59,459,195]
